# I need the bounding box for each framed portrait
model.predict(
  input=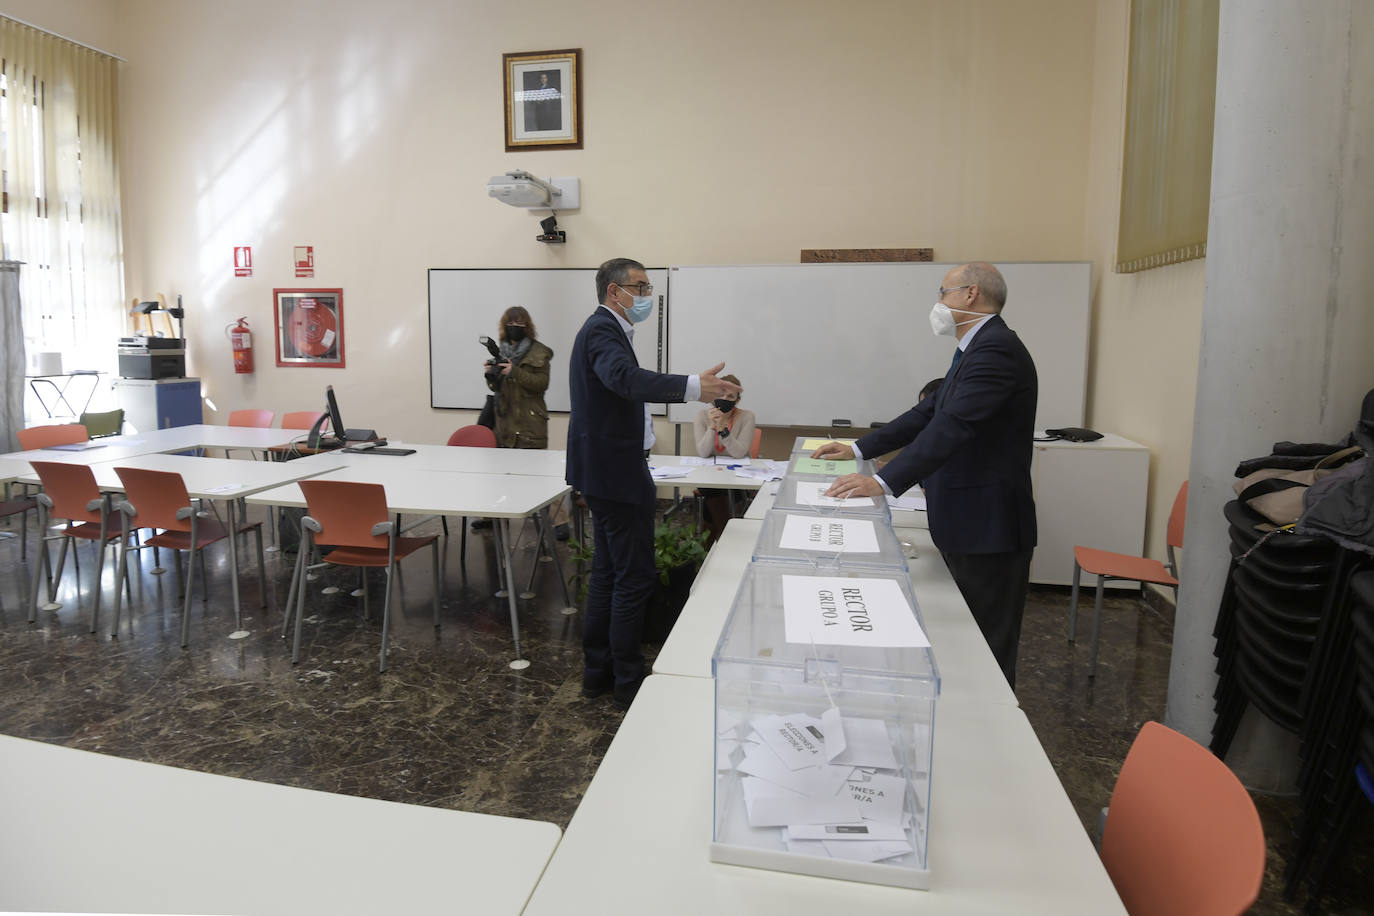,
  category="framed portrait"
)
[503,48,582,151]
[273,288,345,368]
